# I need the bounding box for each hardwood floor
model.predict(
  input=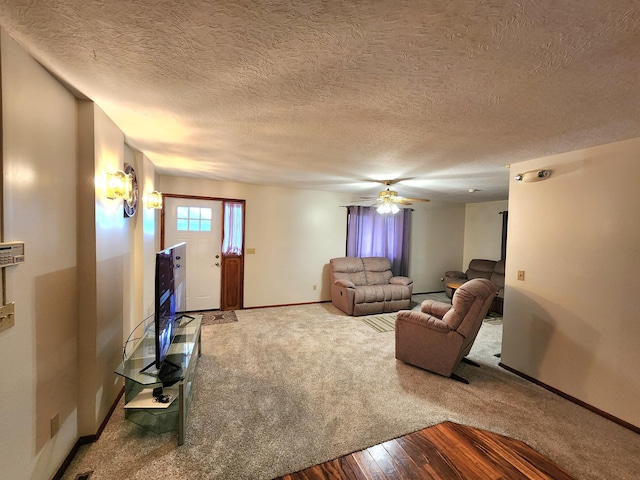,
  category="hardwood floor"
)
[275,421,577,480]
